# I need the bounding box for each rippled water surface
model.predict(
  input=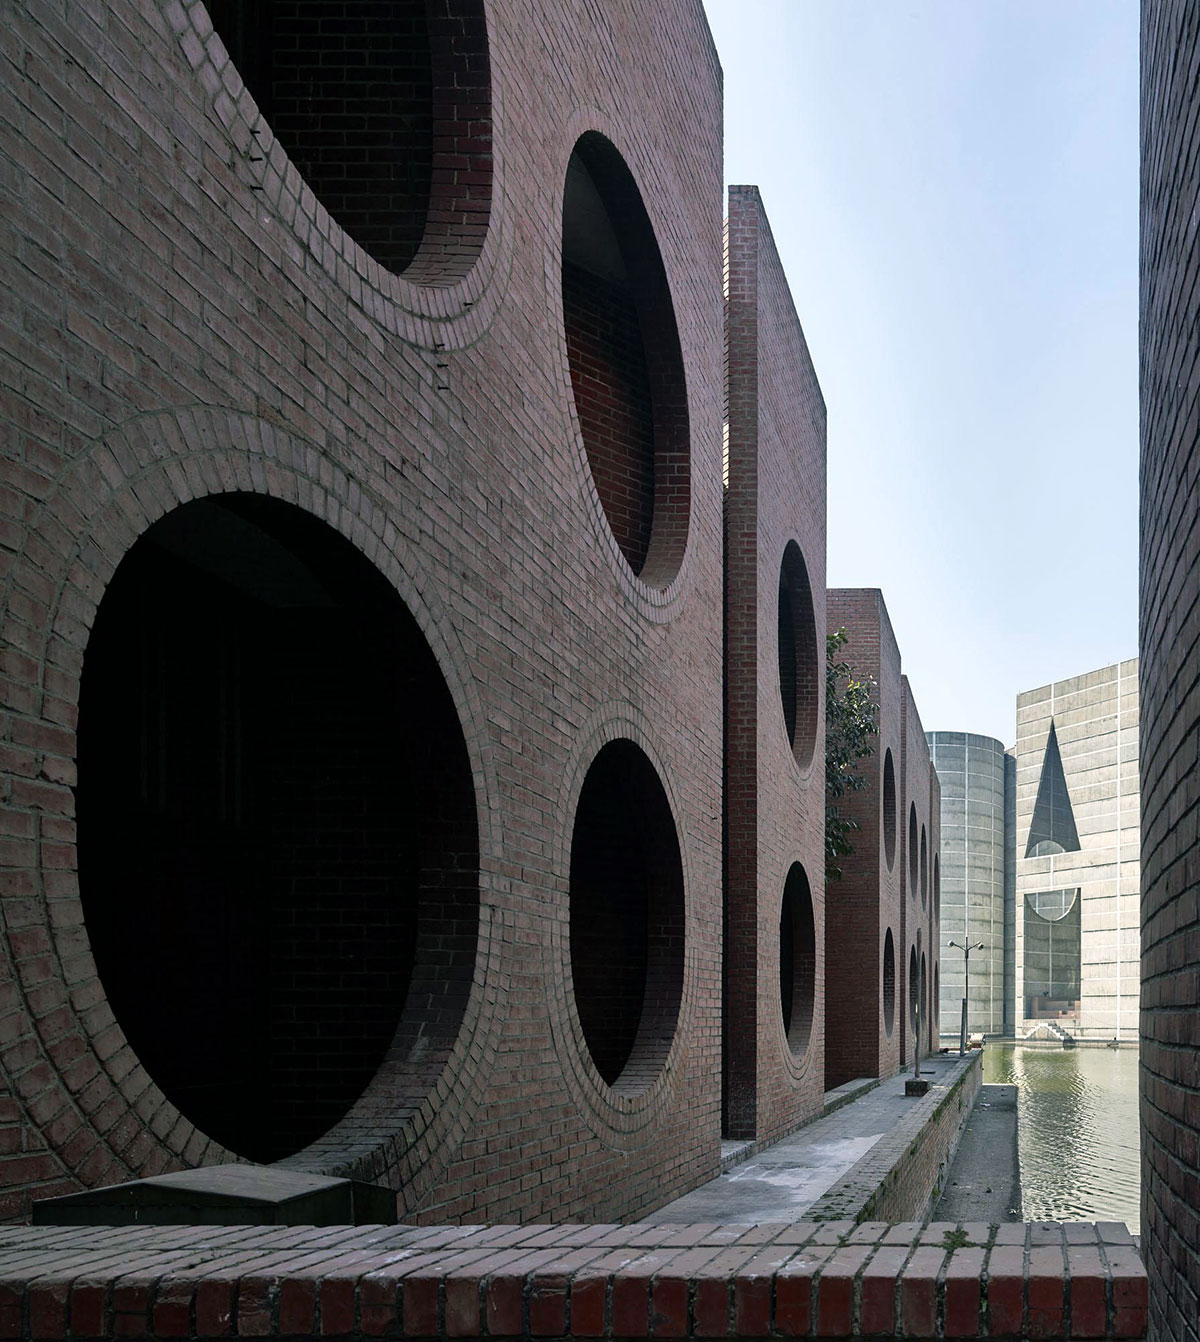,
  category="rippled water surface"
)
[983,1044,1140,1232]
